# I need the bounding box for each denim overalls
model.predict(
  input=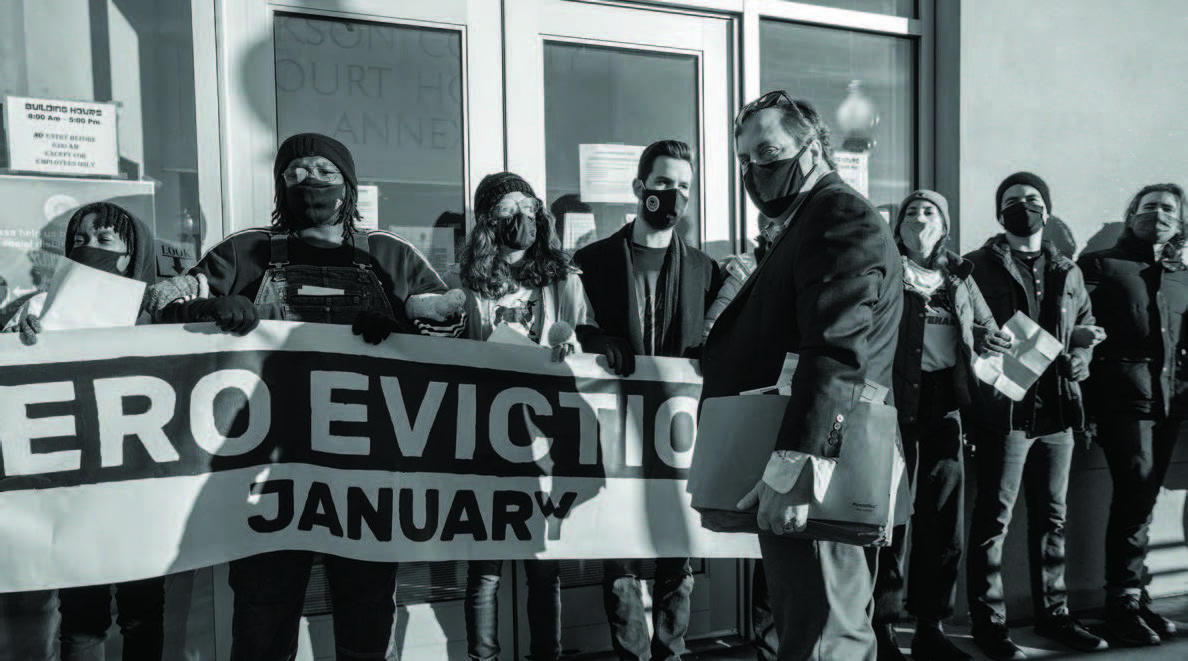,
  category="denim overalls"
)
[253,230,394,323]
[229,229,401,661]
